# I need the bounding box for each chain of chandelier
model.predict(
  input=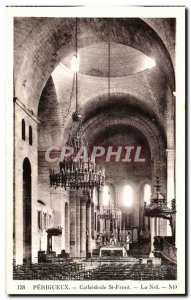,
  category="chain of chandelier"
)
[49,18,105,190]
[49,19,122,221]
